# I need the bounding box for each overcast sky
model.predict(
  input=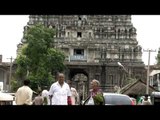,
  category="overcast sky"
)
[0,15,159,65]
